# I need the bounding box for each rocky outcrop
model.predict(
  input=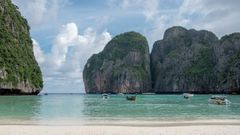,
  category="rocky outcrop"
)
[151,26,240,94]
[83,26,240,94]
[215,33,240,94]
[83,31,151,94]
[0,0,43,95]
